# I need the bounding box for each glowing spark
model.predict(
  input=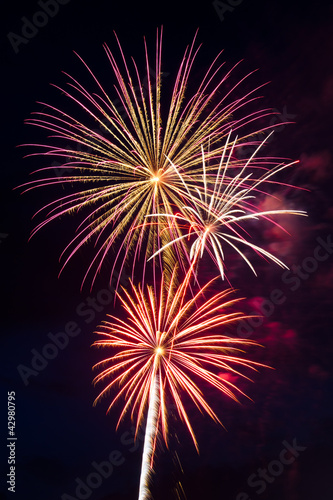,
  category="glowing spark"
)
[148,134,307,280]
[138,372,159,500]
[19,28,305,500]
[93,269,267,456]
[19,29,278,290]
